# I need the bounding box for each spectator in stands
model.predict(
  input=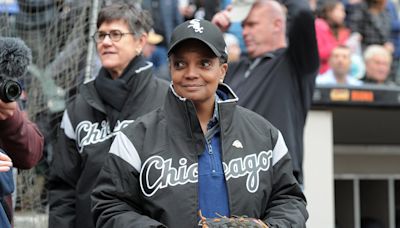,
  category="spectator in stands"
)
[363,44,394,85]
[179,0,196,20]
[209,0,247,57]
[48,4,169,228]
[143,30,170,80]
[179,0,222,21]
[346,0,394,53]
[211,0,319,185]
[309,0,317,11]
[143,30,163,66]
[223,33,241,62]
[317,45,363,86]
[315,0,351,74]
[142,0,183,74]
[386,0,400,84]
